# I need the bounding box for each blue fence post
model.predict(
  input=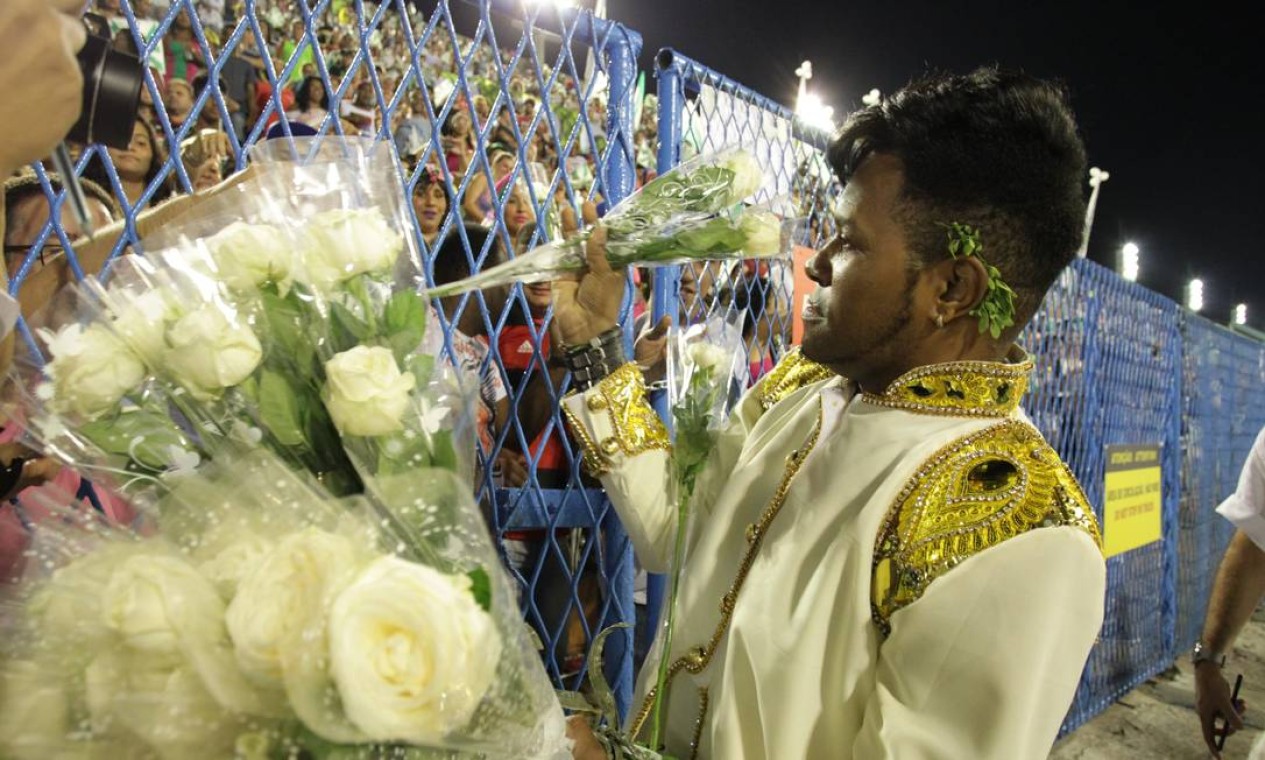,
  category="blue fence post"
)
[594,14,641,718]
[639,46,687,661]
